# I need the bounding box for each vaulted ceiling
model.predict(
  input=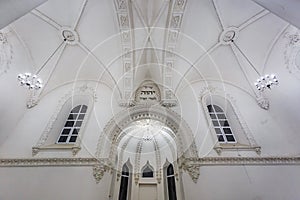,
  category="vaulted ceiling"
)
[2,0,292,101]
